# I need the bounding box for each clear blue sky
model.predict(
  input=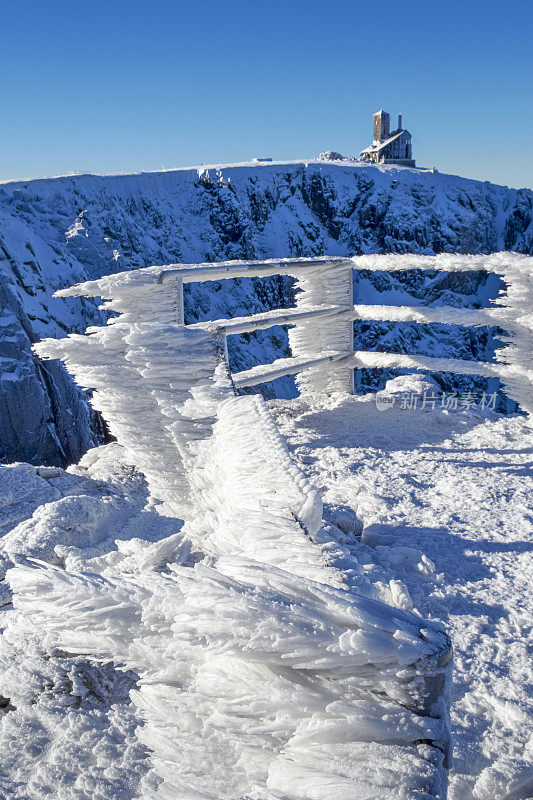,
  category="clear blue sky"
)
[1,0,532,189]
